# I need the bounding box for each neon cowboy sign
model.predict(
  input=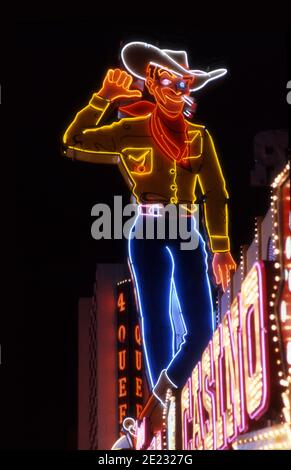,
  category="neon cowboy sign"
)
[64,40,237,411]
